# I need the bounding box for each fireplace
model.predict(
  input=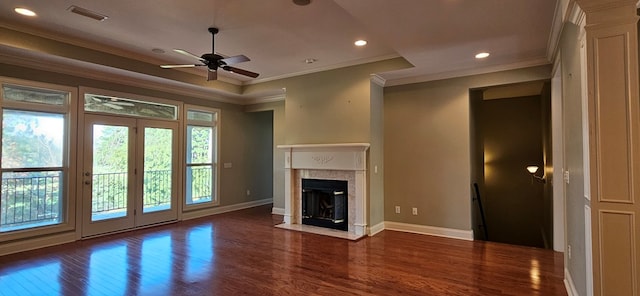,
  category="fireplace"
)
[302,179,348,231]
[276,143,369,240]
